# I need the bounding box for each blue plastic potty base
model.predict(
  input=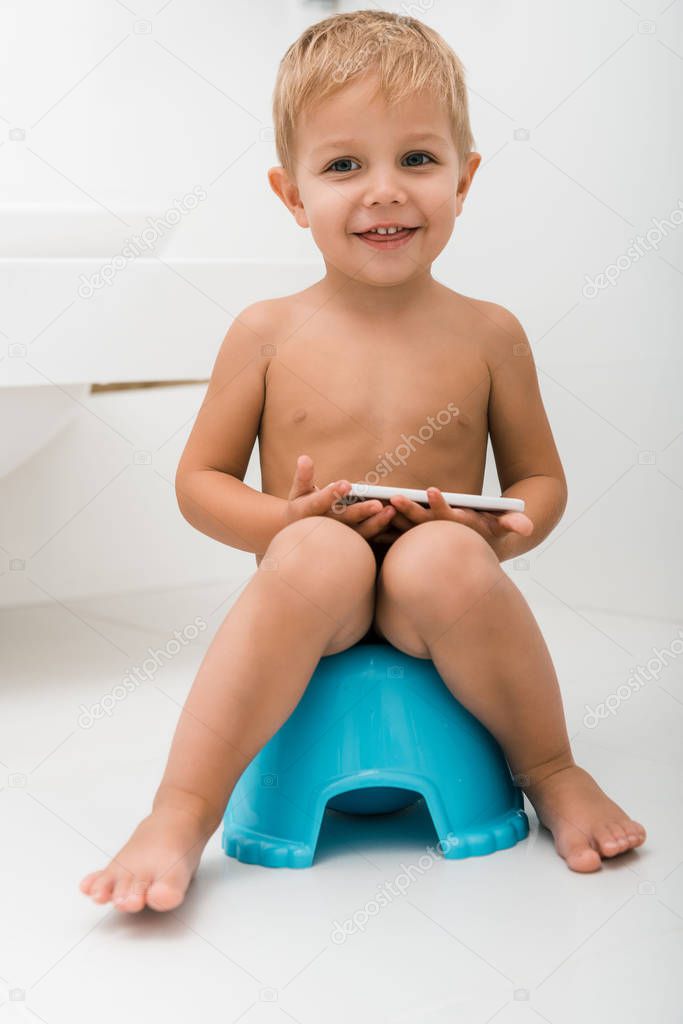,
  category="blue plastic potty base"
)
[222,644,529,868]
